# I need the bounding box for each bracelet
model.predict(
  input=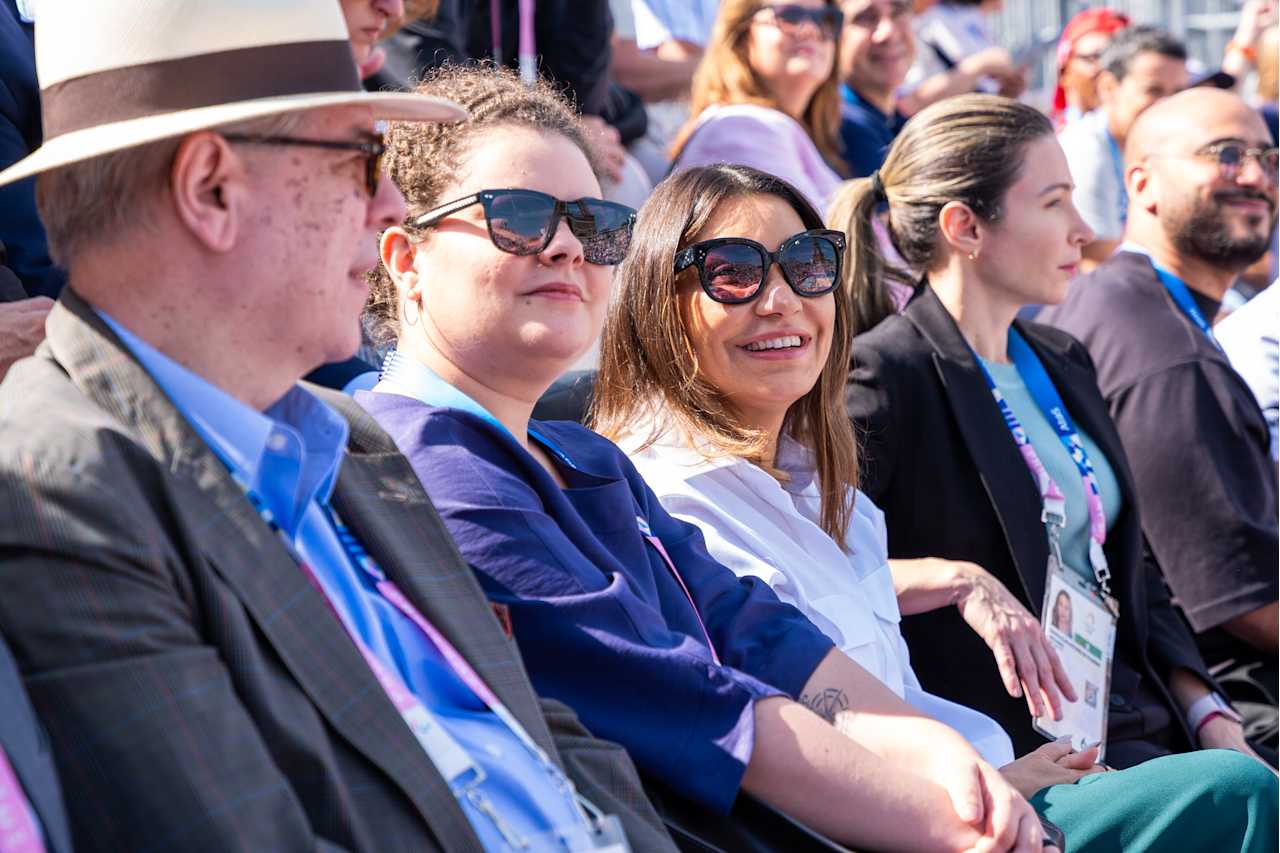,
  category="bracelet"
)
[1186,691,1242,736]
[1226,40,1257,63]
[1195,710,1232,743]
